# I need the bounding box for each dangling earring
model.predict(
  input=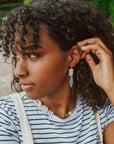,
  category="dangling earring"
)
[68,67,74,88]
